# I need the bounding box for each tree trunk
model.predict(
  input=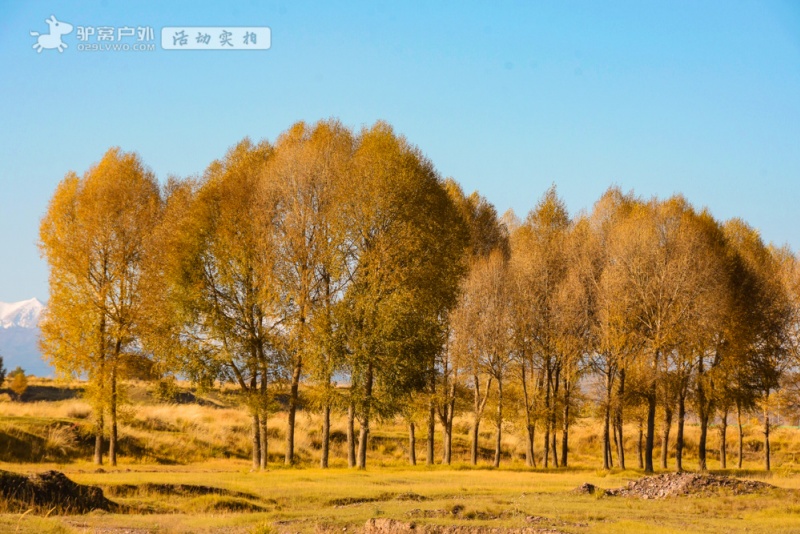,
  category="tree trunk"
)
[526,423,536,468]
[543,364,551,468]
[426,401,435,466]
[637,418,644,469]
[408,421,417,466]
[109,358,118,467]
[764,394,771,472]
[603,402,611,470]
[697,358,709,471]
[675,394,686,472]
[320,403,330,468]
[471,415,480,465]
[259,412,268,470]
[286,358,301,465]
[251,412,260,470]
[356,364,373,469]
[94,316,105,466]
[614,368,625,469]
[443,387,456,465]
[645,384,657,474]
[661,404,673,469]
[347,402,356,468]
[561,401,570,467]
[719,407,728,469]
[551,367,560,467]
[94,413,104,466]
[543,423,551,468]
[260,373,268,470]
[737,402,744,469]
[493,379,503,468]
[698,413,709,471]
